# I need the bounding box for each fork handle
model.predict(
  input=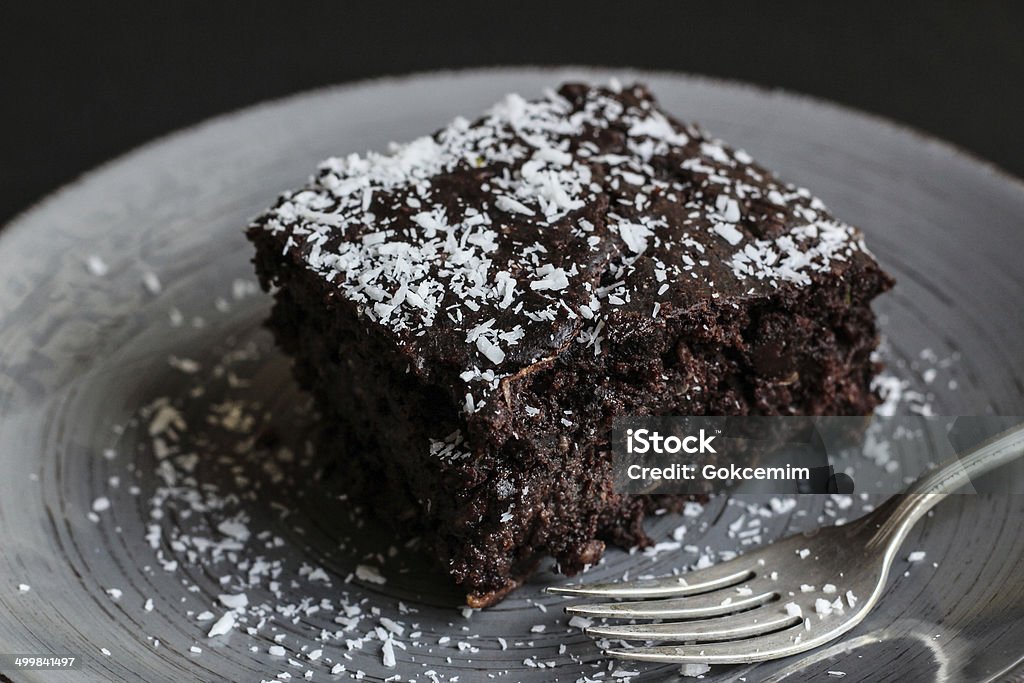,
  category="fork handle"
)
[866,421,1024,551]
